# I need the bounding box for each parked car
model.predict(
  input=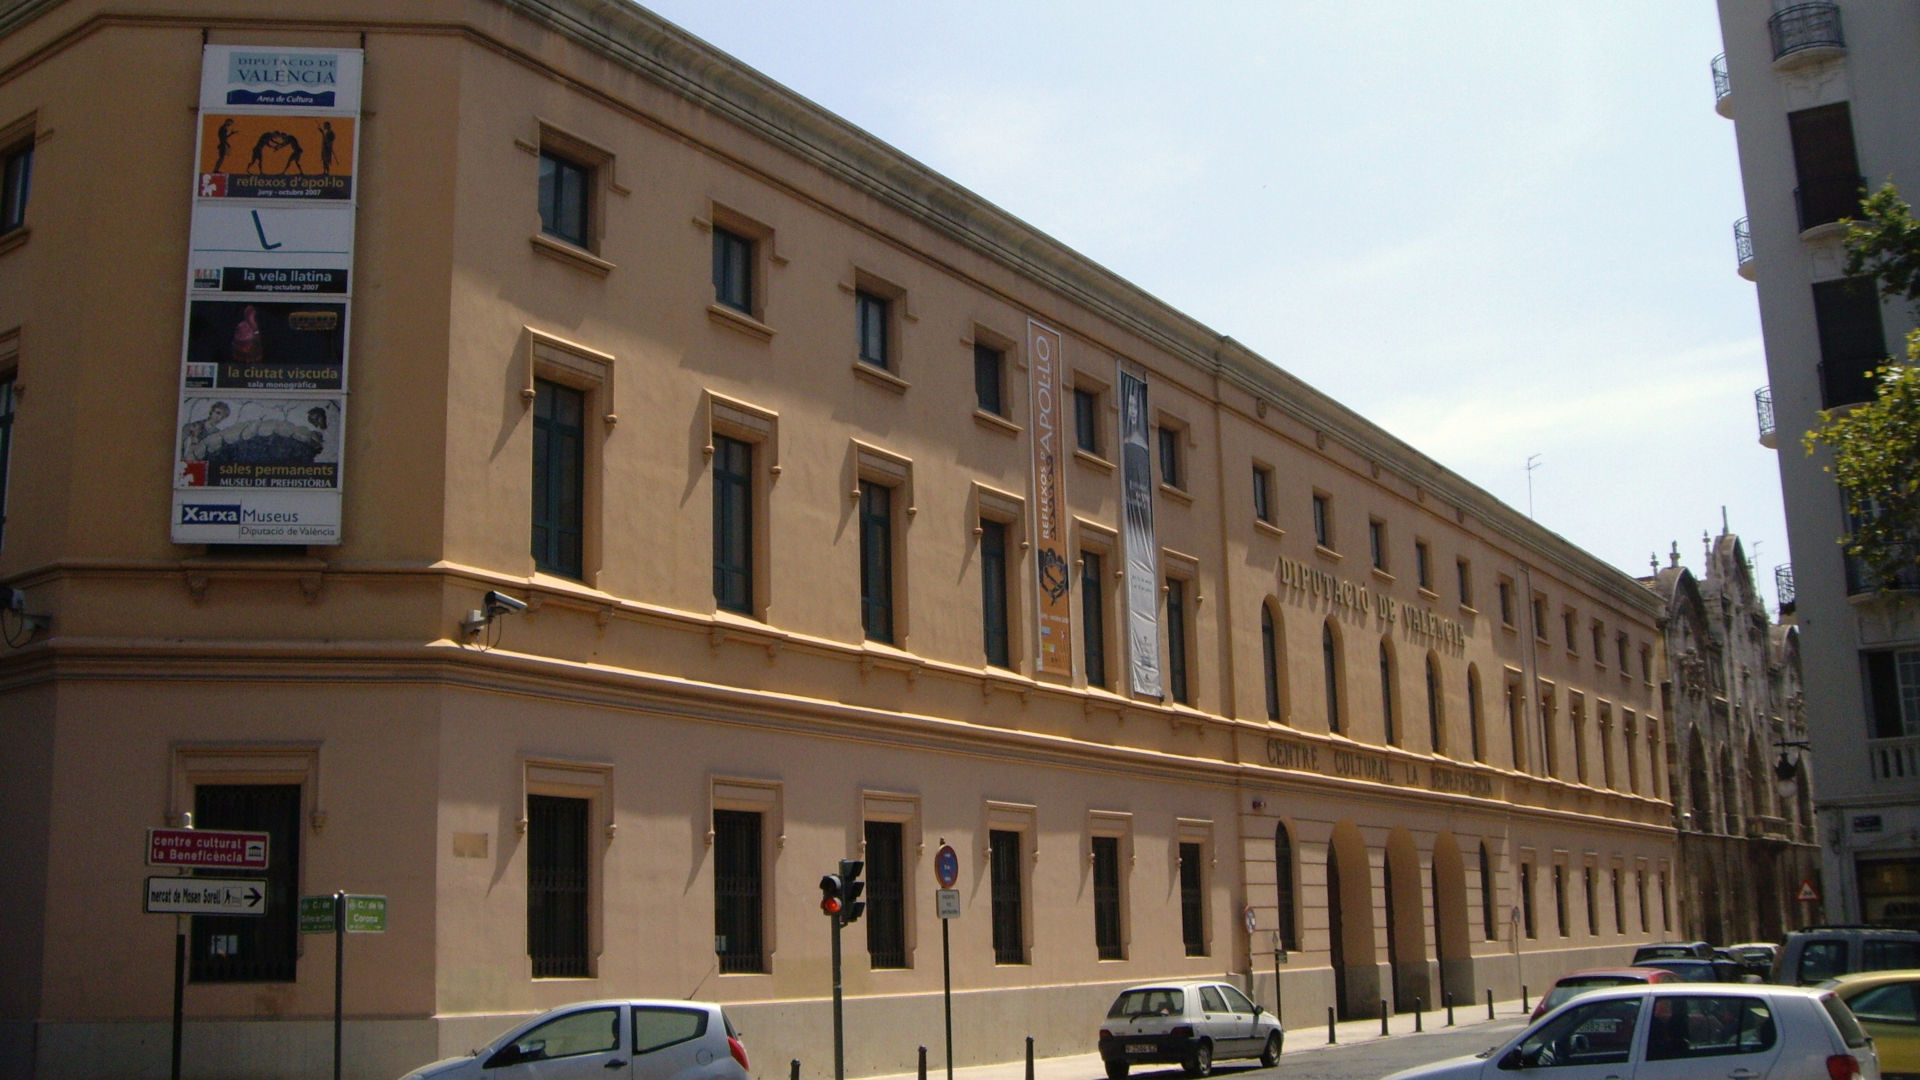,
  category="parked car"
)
[398,999,750,1080]
[1631,940,1715,963]
[1640,956,1755,983]
[1380,984,1879,1080]
[1097,980,1282,1079]
[1824,969,1920,1080]
[1531,967,1681,1020]
[1726,942,1780,979]
[1775,926,1920,985]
